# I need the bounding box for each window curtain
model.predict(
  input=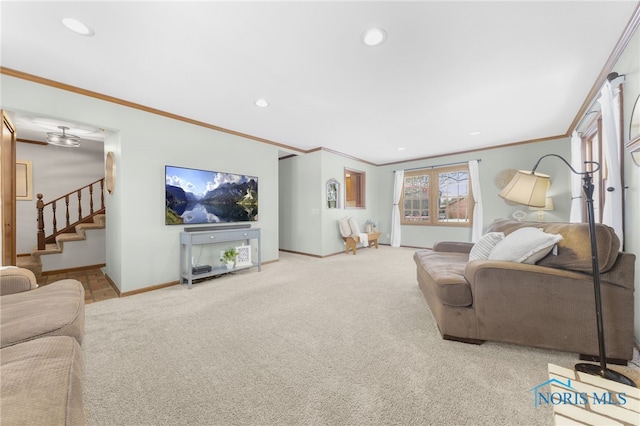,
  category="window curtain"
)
[390,170,404,247]
[598,79,624,246]
[468,160,483,242]
[569,131,583,223]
